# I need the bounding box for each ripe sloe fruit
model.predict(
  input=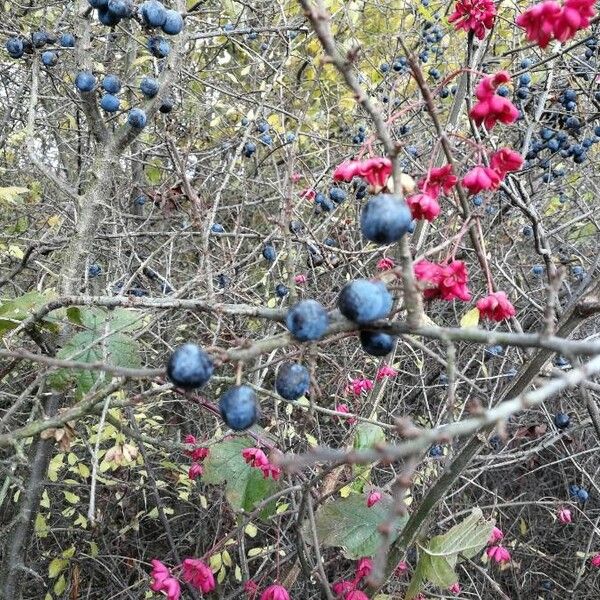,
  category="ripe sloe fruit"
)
[166,343,214,389]
[361,194,412,244]
[338,279,393,324]
[219,385,258,431]
[275,362,310,400]
[285,300,328,342]
[359,330,396,356]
